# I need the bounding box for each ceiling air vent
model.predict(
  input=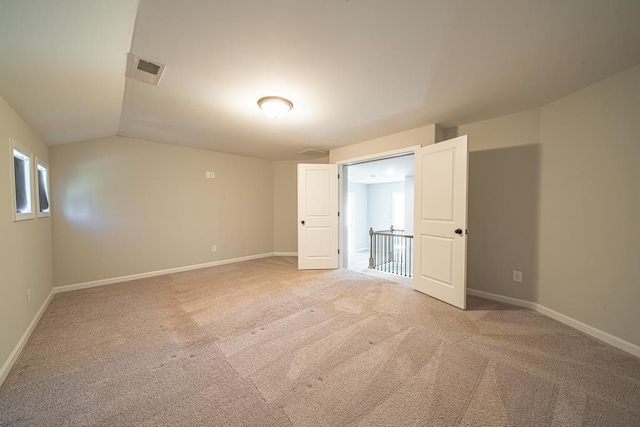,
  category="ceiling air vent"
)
[126,53,165,85]
[298,148,327,156]
[298,148,328,160]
